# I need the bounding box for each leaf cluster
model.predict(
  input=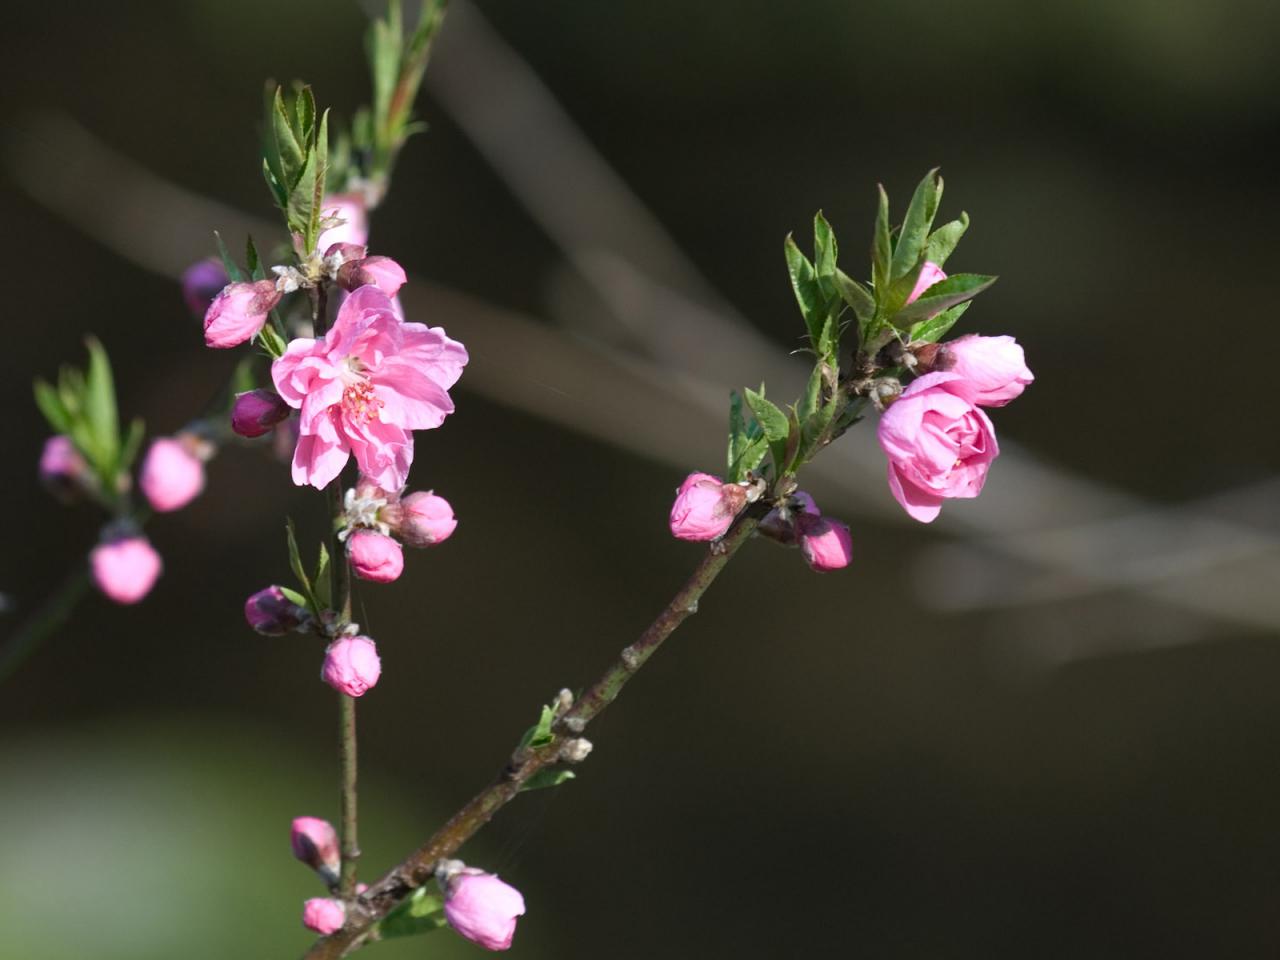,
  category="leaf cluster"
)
[33,339,143,504]
[262,85,330,255]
